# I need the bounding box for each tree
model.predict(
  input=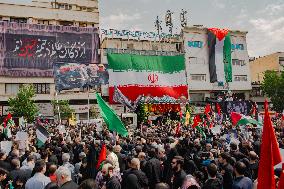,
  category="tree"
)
[261,71,284,112]
[8,84,38,123]
[51,100,74,120]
